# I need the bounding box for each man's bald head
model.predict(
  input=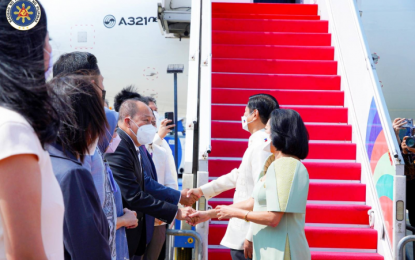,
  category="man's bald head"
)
[118,99,153,146]
[119,99,152,119]
[119,99,139,122]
